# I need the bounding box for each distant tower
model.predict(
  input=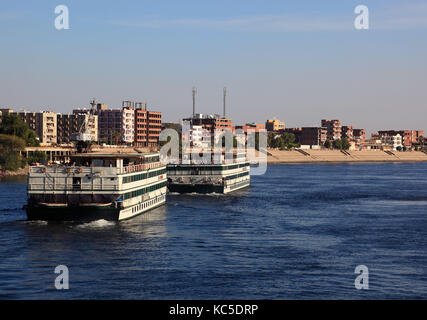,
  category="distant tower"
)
[89,98,97,114]
[223,87,227,118]
[192,87,197,118]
